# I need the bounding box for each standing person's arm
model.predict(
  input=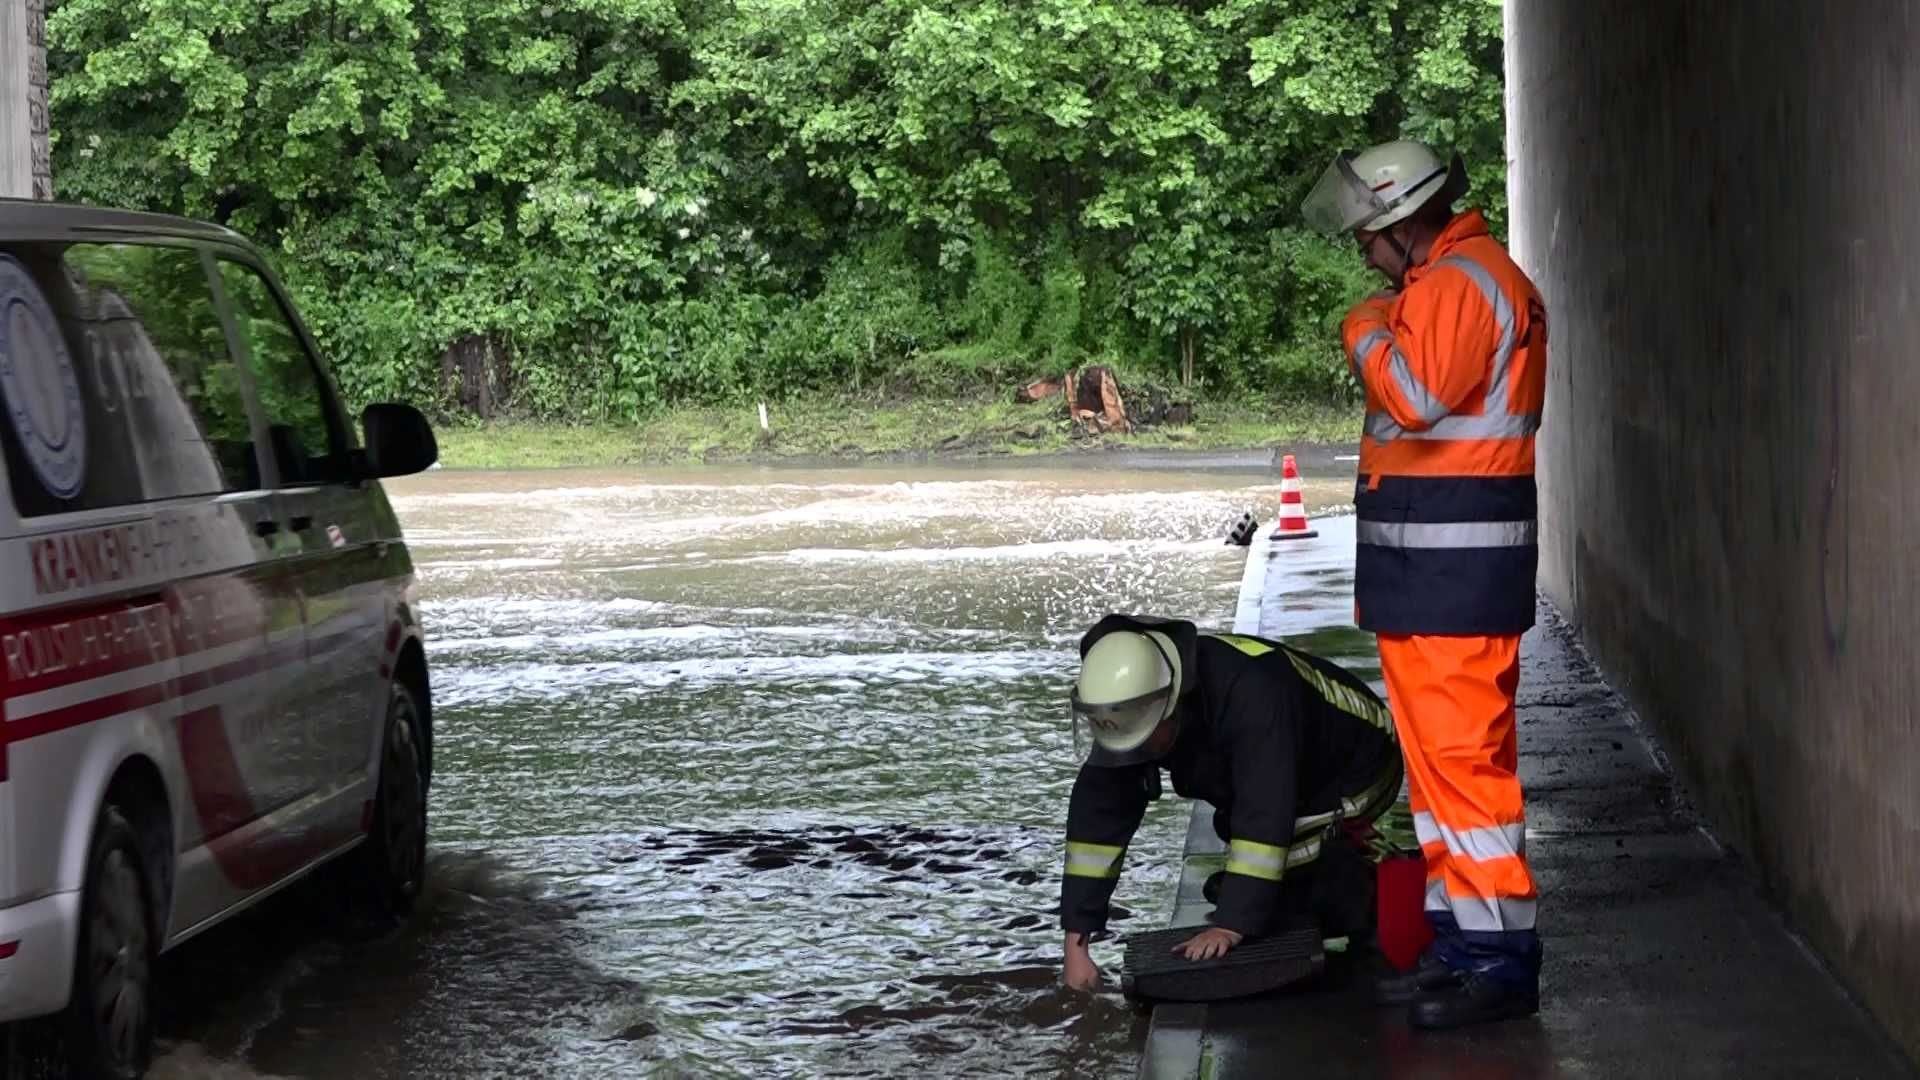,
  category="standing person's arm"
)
[1342,270,1500,432]
[1059,763,1152,990]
